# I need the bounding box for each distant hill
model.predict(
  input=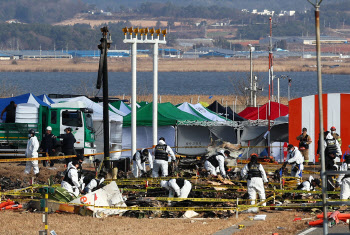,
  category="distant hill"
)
[0,0,87,24]
[82,0,347,12]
